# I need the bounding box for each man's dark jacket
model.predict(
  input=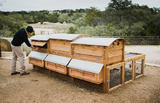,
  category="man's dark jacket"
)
[11,28,31,47]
